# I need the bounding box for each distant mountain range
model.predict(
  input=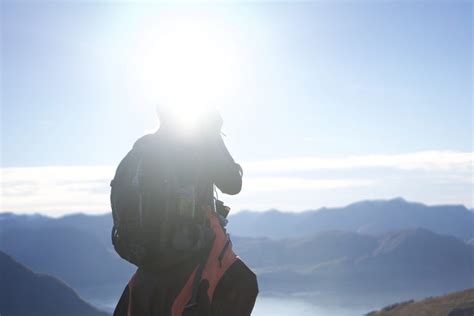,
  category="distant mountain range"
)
[2,197,472,242]
[228,198,474,241]
[0,250,108,316]
[234,228,474,305]
[1,198,473,309]
[0,212,113,247]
